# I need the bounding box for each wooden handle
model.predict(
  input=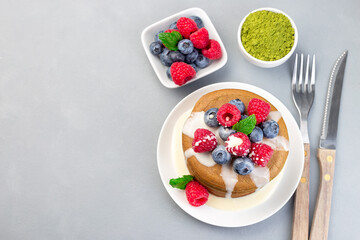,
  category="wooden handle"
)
[309,148,336,240]
[292,143,310,240]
